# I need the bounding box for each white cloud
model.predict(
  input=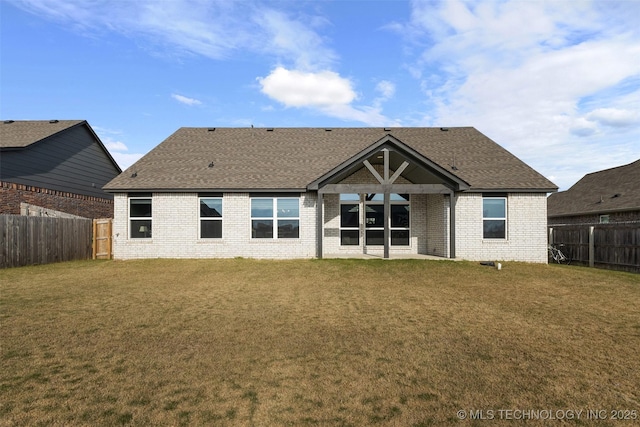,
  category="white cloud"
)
[256,8,336,70]
[10,0,337,69]
[401,0,640,190]
[375,80,396,99]
[258,67,355,108]
[586,108,640,128]
[171,93,202,106]
[258,67,397,126]
[103,140,128,152]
